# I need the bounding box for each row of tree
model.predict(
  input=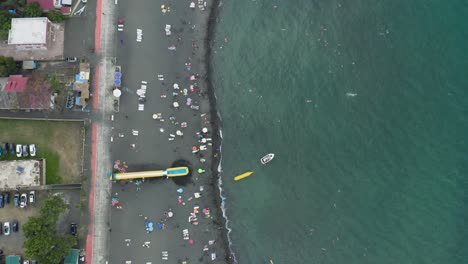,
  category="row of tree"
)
[0,2,65,39]
[23,195,76,263]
